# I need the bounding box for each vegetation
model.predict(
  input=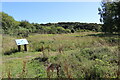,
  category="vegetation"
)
[98,0,120,34]
[0,12,102,38]
[1,0,120,79]
[1,32,119,79]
